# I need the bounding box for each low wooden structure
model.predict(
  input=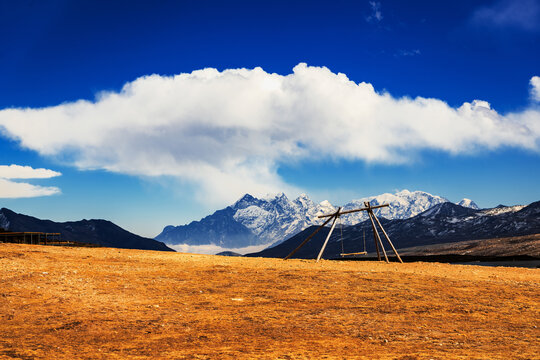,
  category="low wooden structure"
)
[284,201,403,263]
[0,231,61,245]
